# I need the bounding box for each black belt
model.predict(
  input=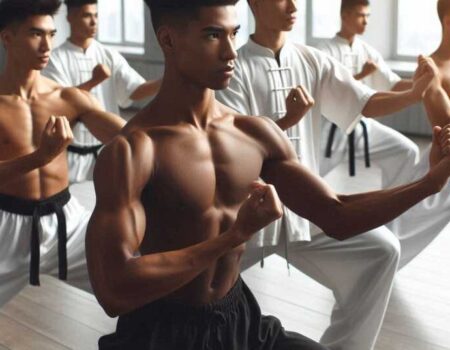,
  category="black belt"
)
[0,189,71,286]
[325,120,371,176]
[67,144,103,158]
